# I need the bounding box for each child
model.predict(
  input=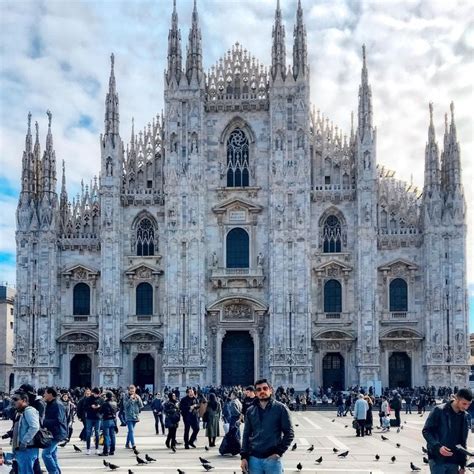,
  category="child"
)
[382,414,391,432]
